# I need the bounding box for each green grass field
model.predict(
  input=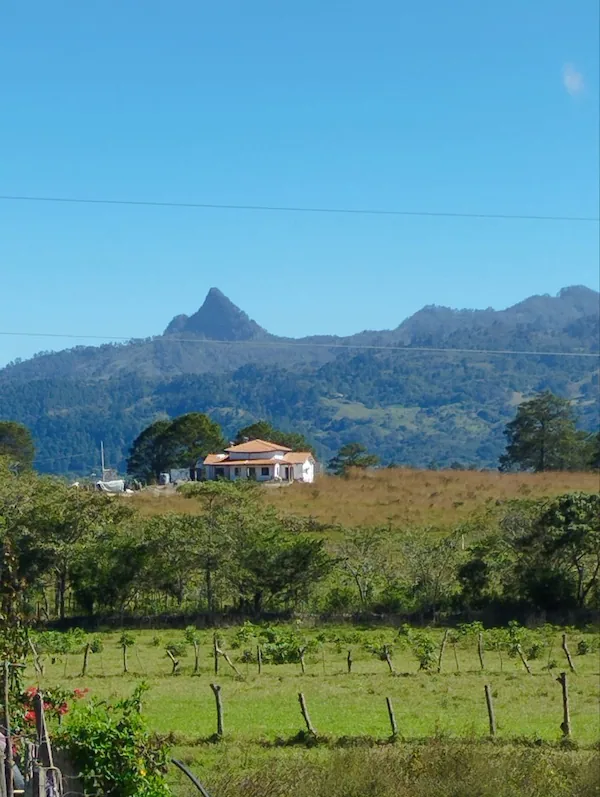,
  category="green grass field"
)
[26,625,600,796]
